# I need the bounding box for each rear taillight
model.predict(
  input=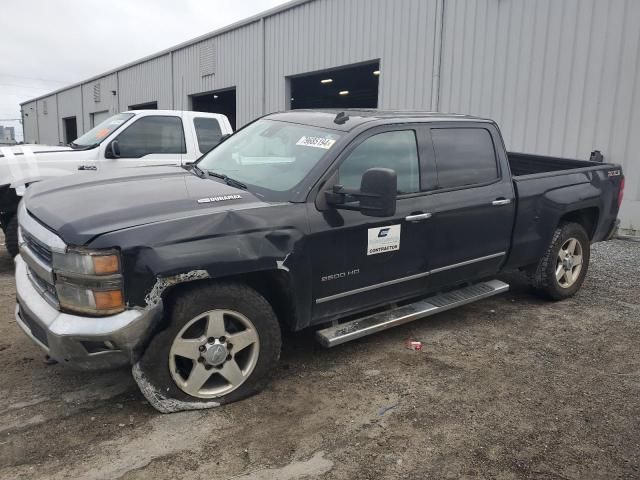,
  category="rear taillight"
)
[618,176,625,208]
